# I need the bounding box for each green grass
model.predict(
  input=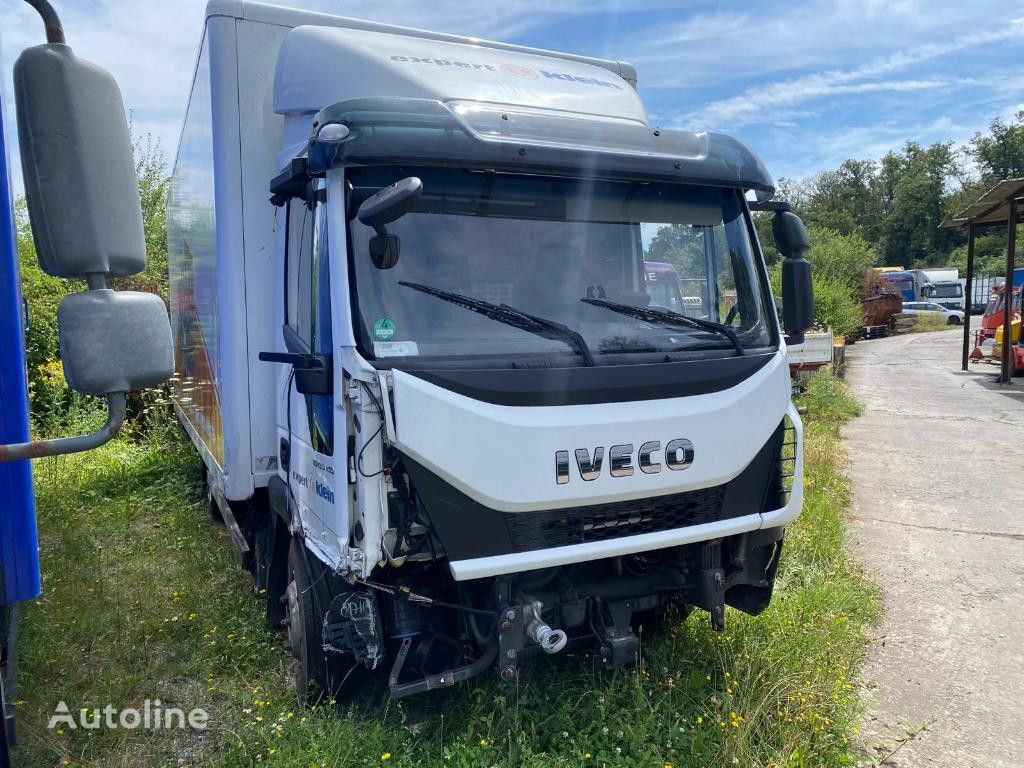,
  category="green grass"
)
[13,370,876,768]
[911,311,956,333]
